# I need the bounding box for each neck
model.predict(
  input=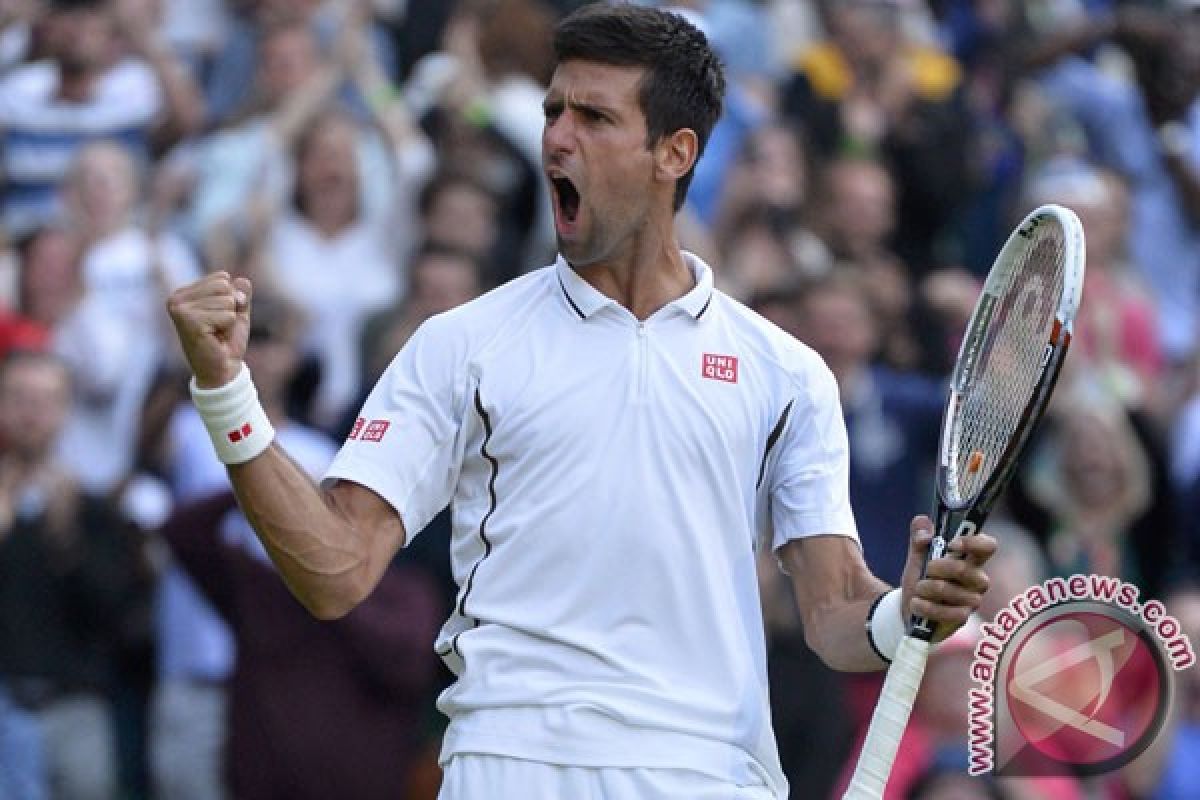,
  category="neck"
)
[57,68,98,103]
[307,203,354,238]
[574,225,692,320]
